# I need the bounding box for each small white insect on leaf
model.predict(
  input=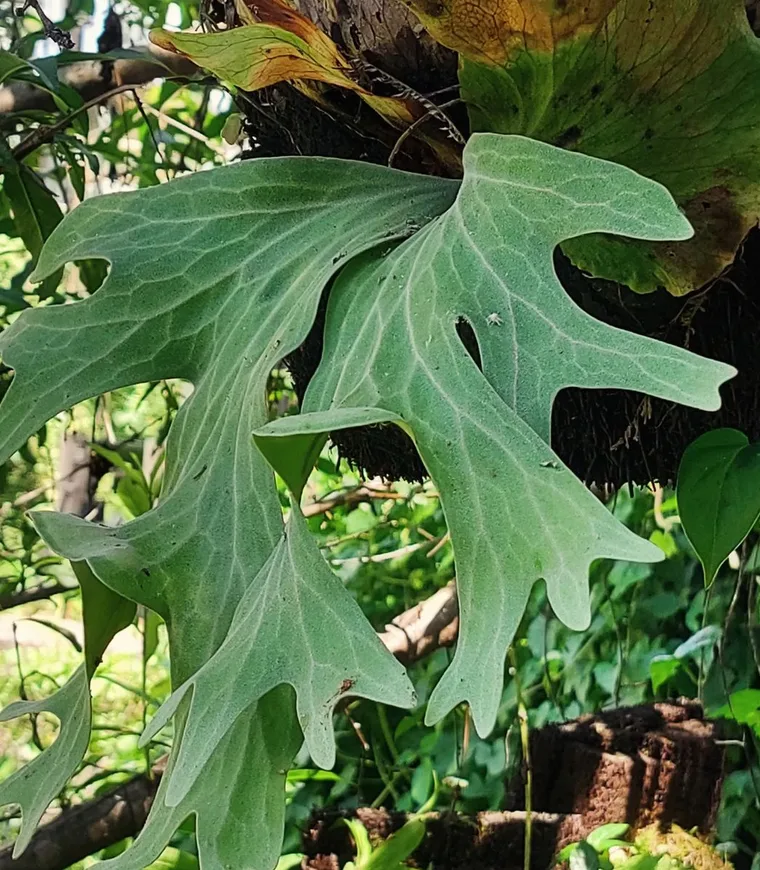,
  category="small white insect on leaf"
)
[486,312,503,326]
